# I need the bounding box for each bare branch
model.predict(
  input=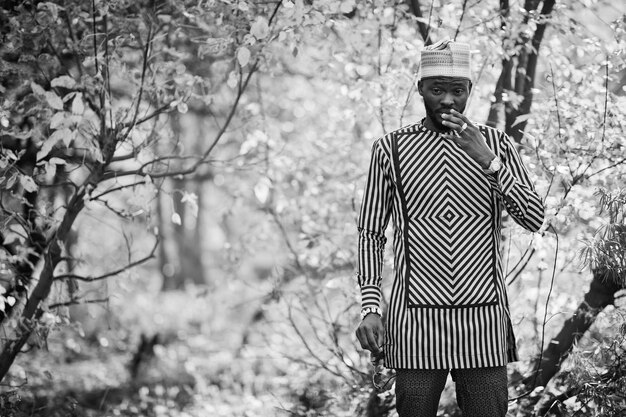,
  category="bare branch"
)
[49,297,109,310]
[91,0,99,73]
[102,154,208,181]
[120,23,154,143]
[119,102,173,131]
[53,236,159,283]
[88,181,146,200]
[286,303,353,384]
[506,246,536,286]
[406,0,434,45]
[268,208,305,273]
[453,0,469,41]
[587,157,626,179]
